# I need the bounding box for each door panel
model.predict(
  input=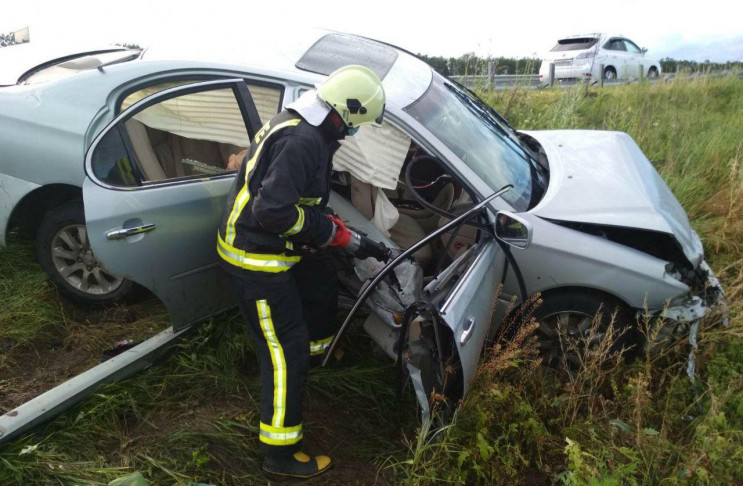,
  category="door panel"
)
[83,177,235,327]
[438,239,501,394]
[84,79,262,329]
